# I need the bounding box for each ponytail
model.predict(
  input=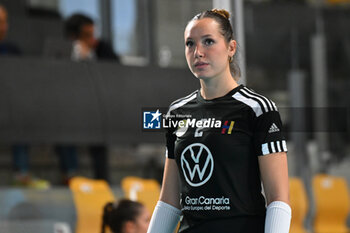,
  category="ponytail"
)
[101,202,114,233]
